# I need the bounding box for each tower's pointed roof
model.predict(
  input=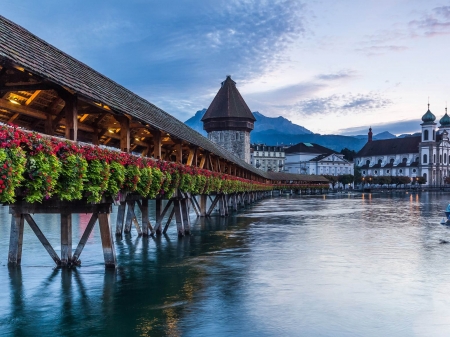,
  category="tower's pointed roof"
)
[202,76,256,122]
[422,103,436,123]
